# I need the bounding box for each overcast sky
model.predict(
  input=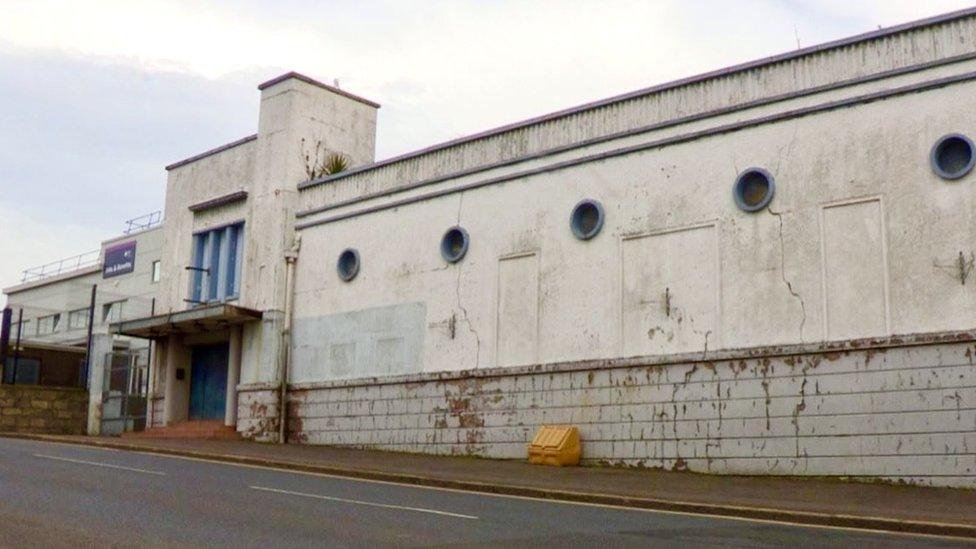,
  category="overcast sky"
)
[0,0,972,303]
